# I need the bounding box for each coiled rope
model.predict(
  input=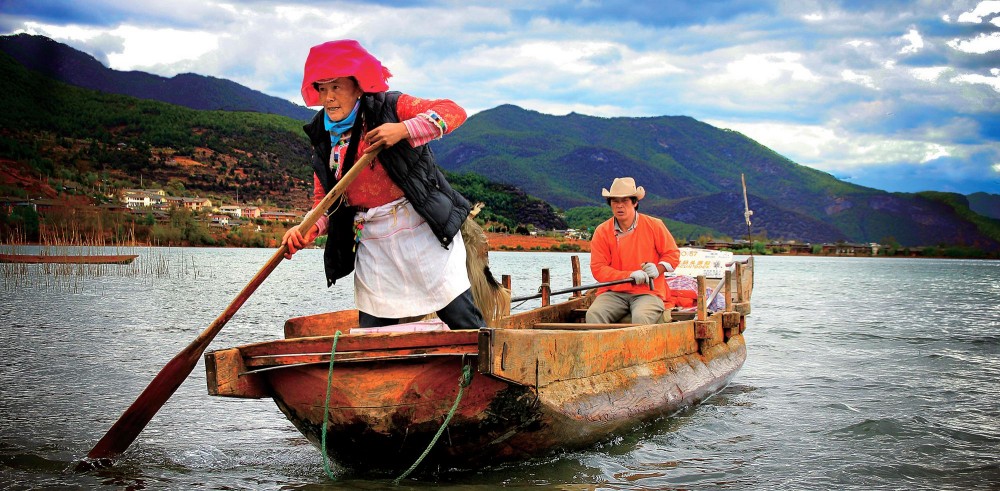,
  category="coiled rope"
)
[394,363,474,484]
[320,330,342,480]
